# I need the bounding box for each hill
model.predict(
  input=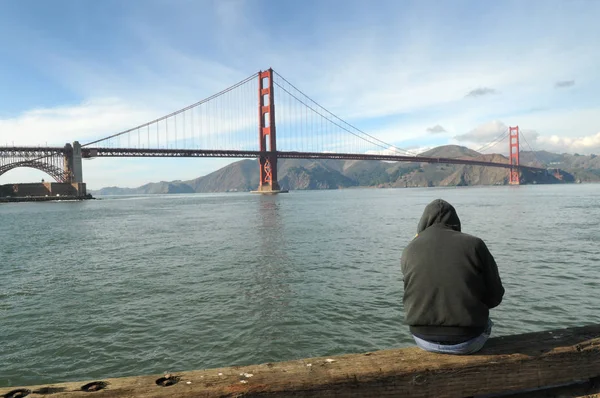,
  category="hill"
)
[419,145,481,159]
[91,145,598,195]
[187,159,258,192]
[519,151,600,182]
[93,181,195,195]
